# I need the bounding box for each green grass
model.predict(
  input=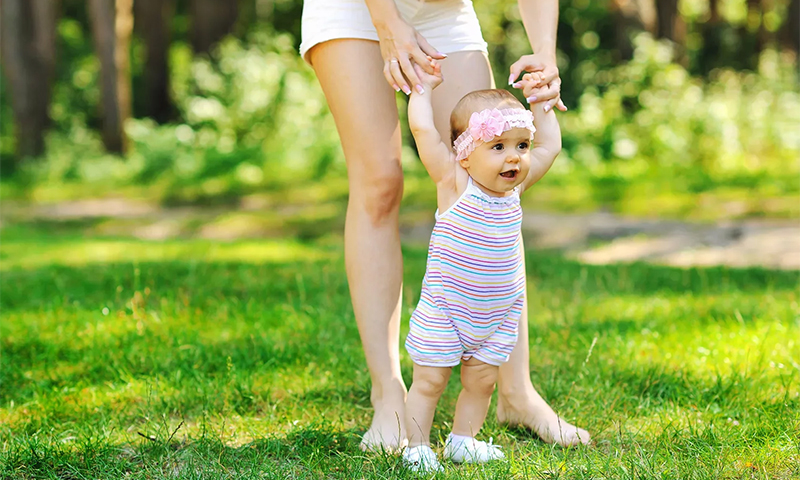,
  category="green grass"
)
[1,229,798,479]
